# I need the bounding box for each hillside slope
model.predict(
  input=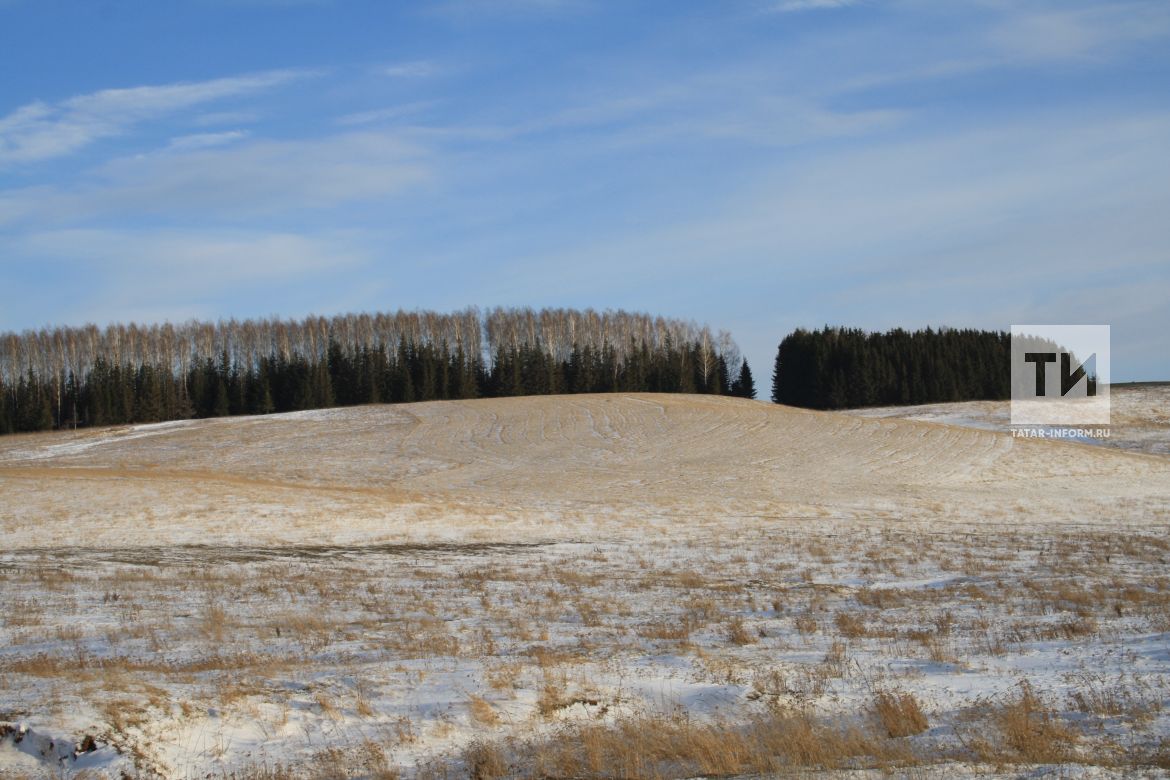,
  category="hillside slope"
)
[2,393,1167,551]
[4,394,1170,778]
[849,383,1170,456]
